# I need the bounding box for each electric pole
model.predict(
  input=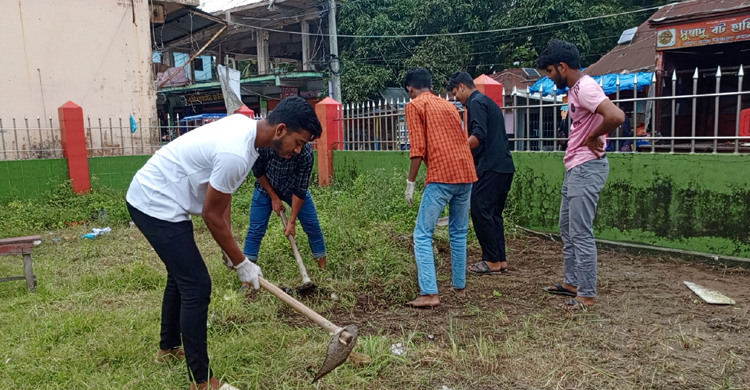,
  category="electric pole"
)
[328,0,341,102]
